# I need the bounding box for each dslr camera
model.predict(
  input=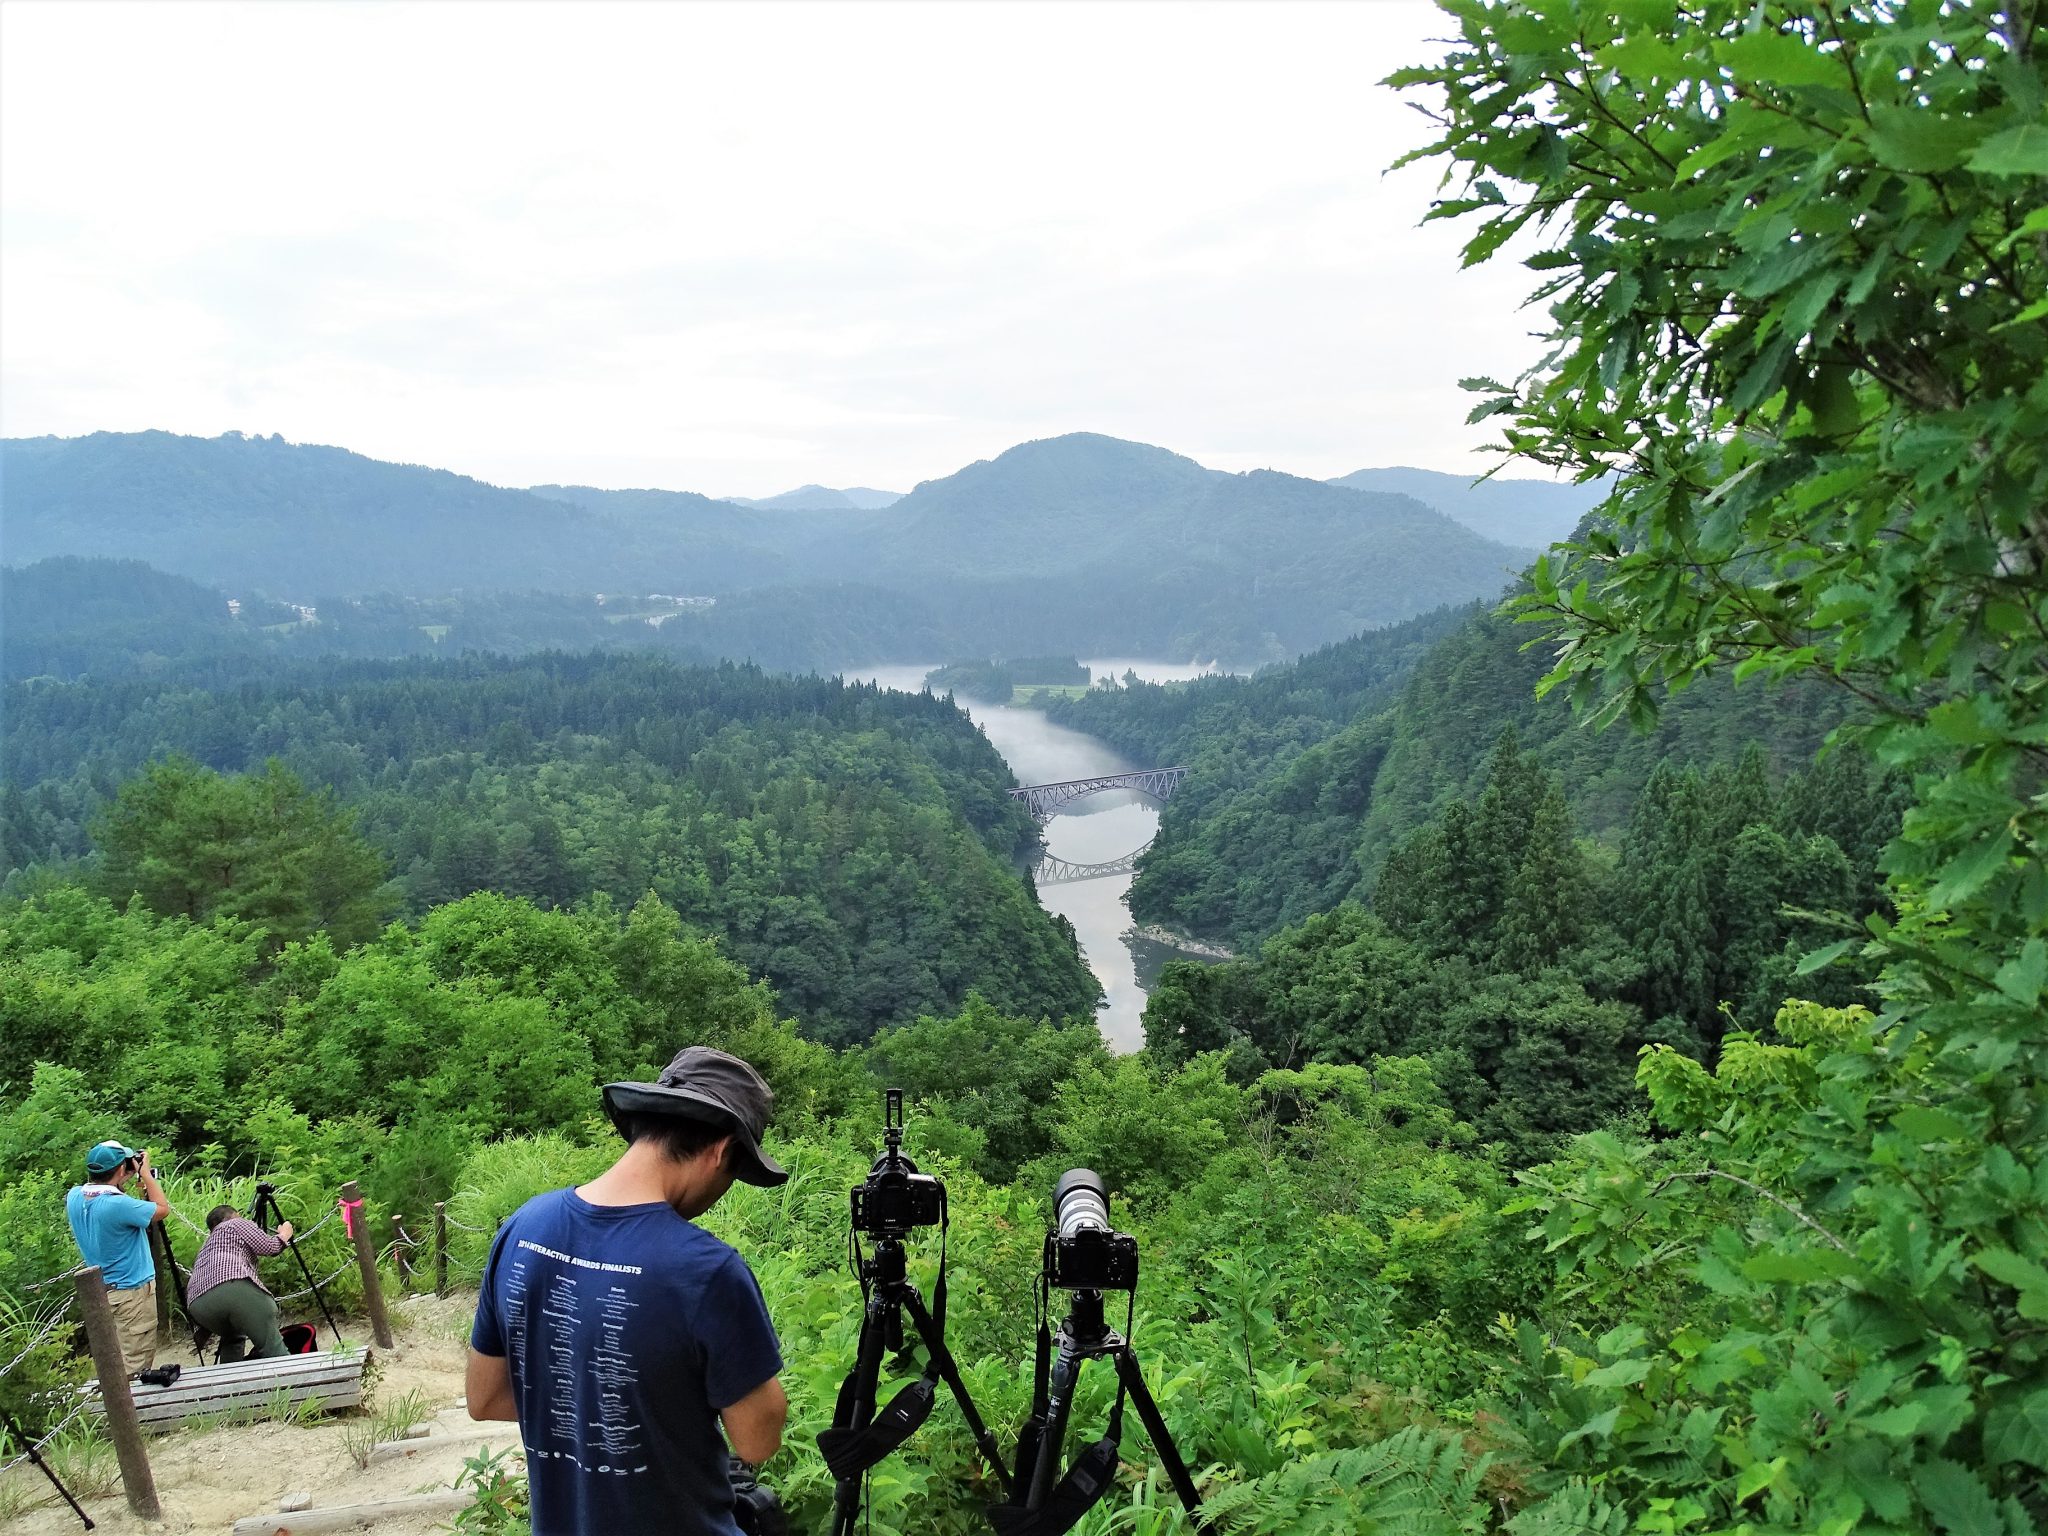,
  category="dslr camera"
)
[1046,1168,1138,1292]
[849,1090,944,1238]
